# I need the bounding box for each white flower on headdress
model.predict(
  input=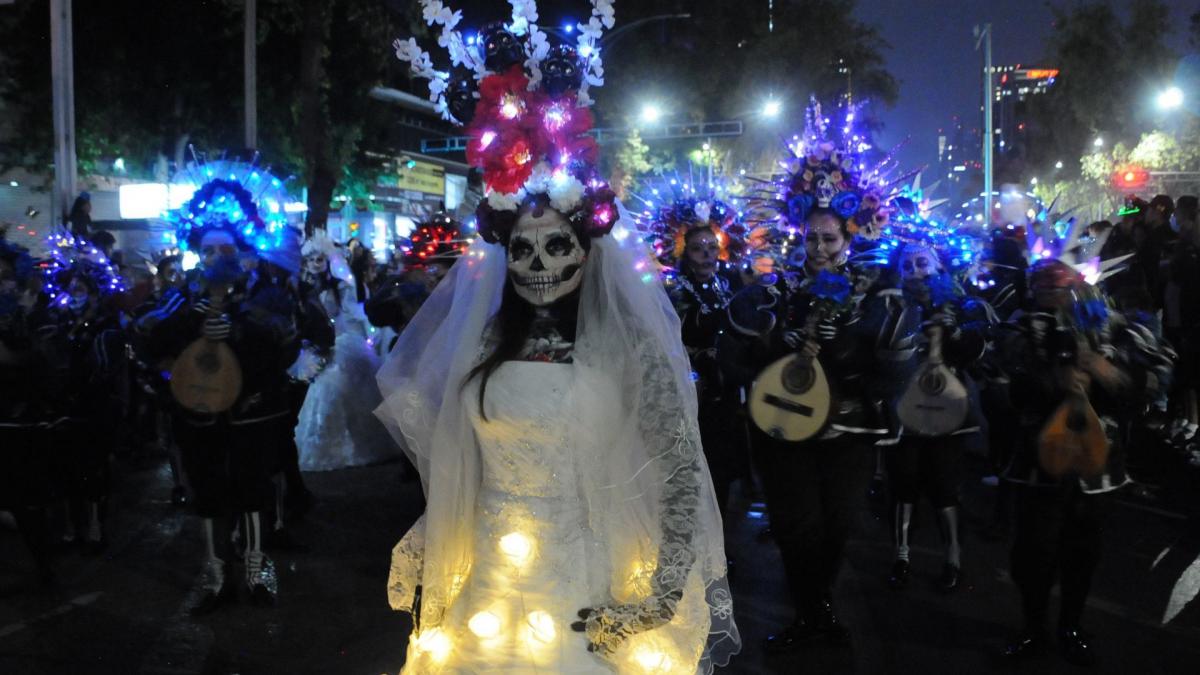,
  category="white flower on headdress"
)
[580,17,604,42]
[422,1,454,26]
[524,28,551,89]
[593,0,616,29]
[547,173,585,212]
[487,189,525,211]
[523,162,554,194]
[694,201,712,223]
